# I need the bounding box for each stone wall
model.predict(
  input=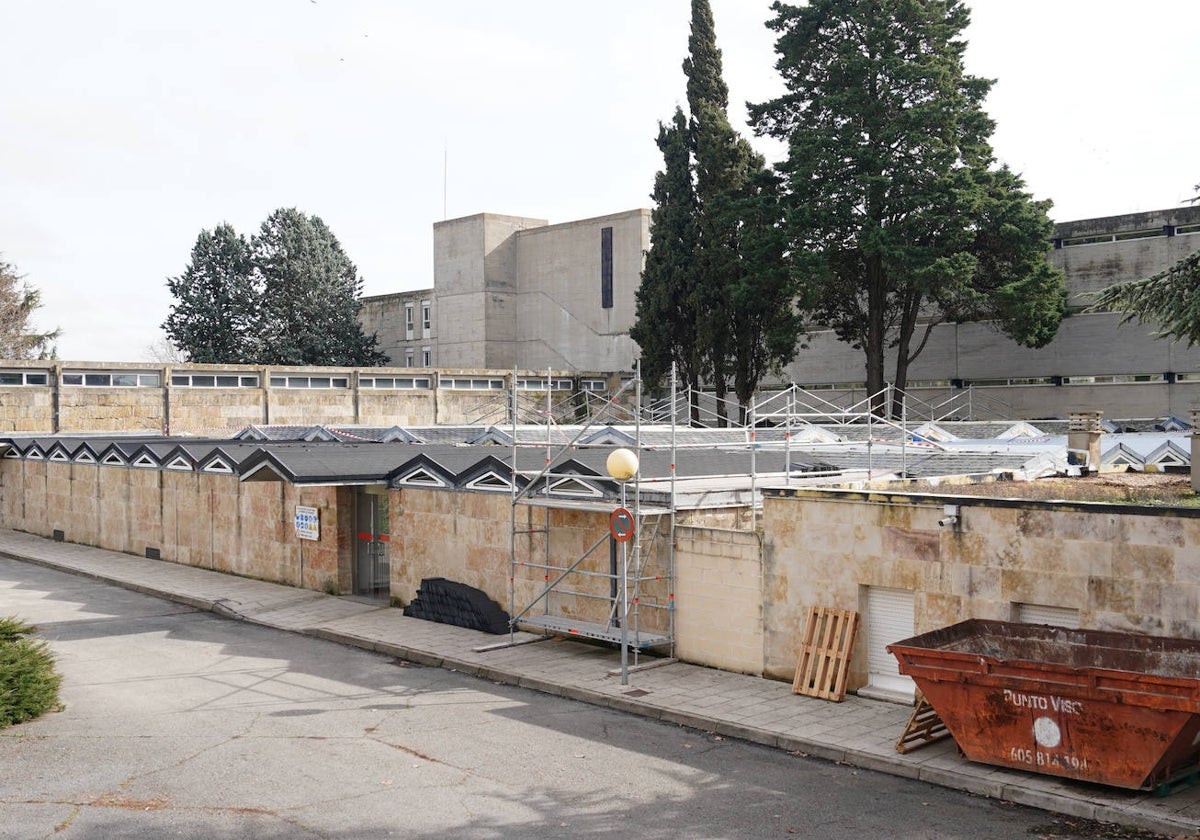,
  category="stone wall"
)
[388,488,672,636]
[6,453,1200,689]
[0,386,52,432]
[0,459,350,591]
[167,387,266,434]
[58,386,165,433]
[760,487,1200,687]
